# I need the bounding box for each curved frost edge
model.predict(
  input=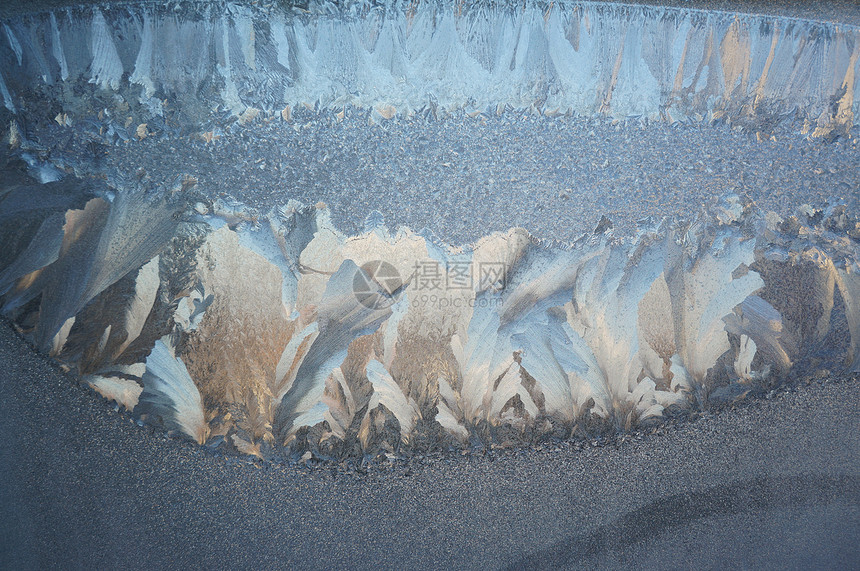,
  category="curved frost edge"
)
[0,0,858,138]
[2,176,859,460]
